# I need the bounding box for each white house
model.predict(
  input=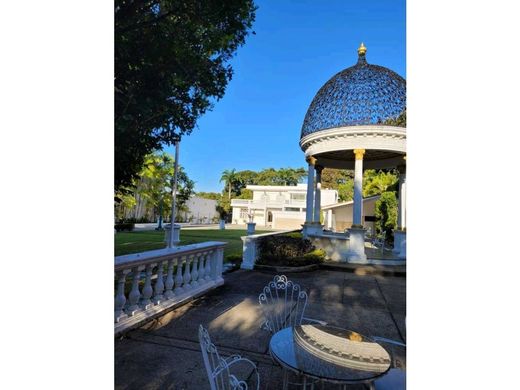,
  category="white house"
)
[230,184,338,229]
[181,196,218,224]
[322,195,380,234]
